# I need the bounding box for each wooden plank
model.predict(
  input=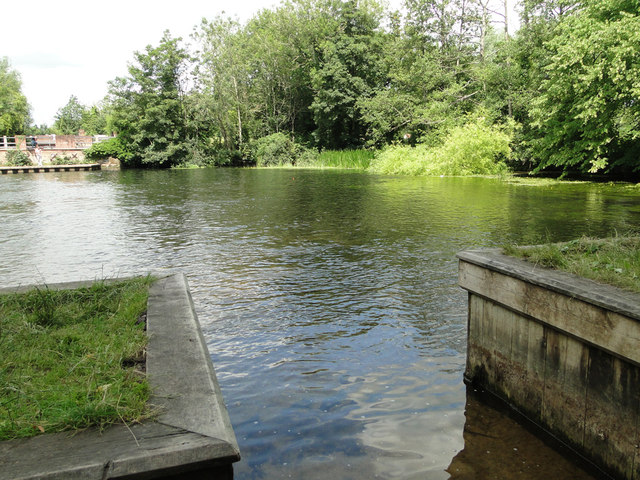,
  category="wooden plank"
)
[459,259,640,366]
[583,349,639,479]
[0,164,101,174]
[459,250,640,480]
[489,300,514,396]
[0,274,240,480]
[466,297,546,420]
[466,294,485,382]
[458,249,640,320]
[541,330,588,449]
